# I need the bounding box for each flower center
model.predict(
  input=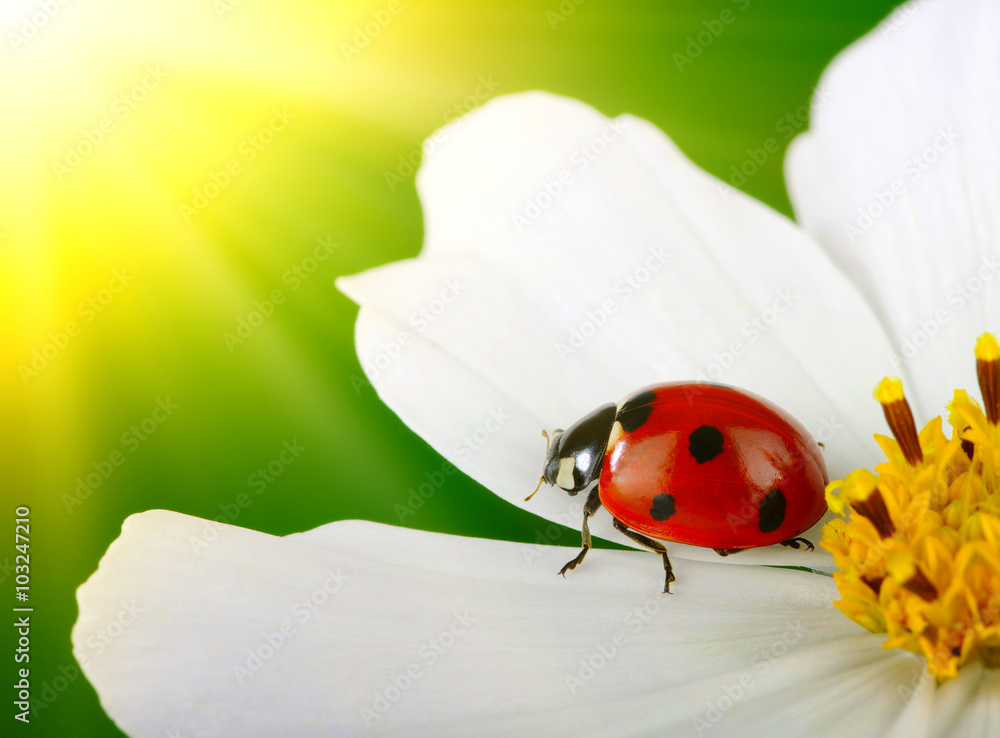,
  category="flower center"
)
[822,333,1000,682]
